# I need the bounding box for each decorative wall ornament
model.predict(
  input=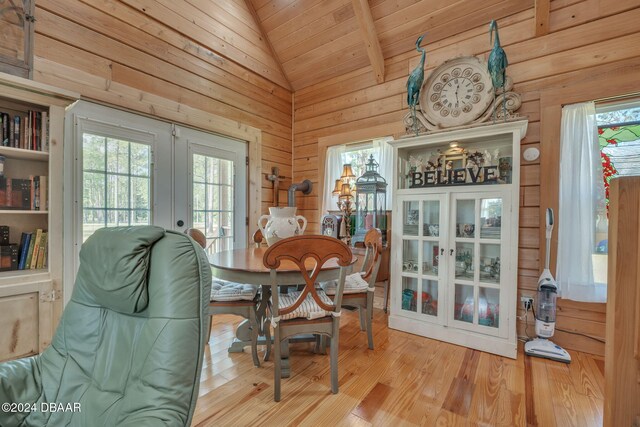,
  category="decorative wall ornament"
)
[403,53,521,134]
[406,34,427,136]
